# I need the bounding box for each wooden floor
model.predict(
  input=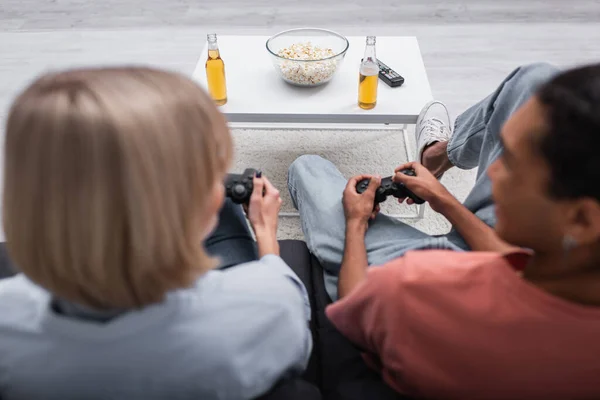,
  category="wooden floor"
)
[2,0,600,30]
[1,0,599,111]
